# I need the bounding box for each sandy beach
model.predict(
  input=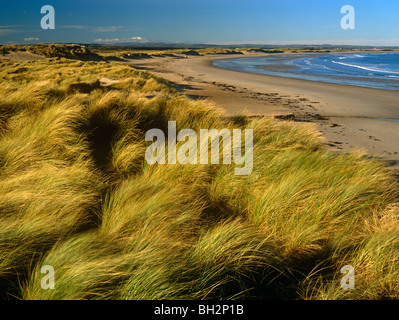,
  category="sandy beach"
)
[122,53,399,169]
